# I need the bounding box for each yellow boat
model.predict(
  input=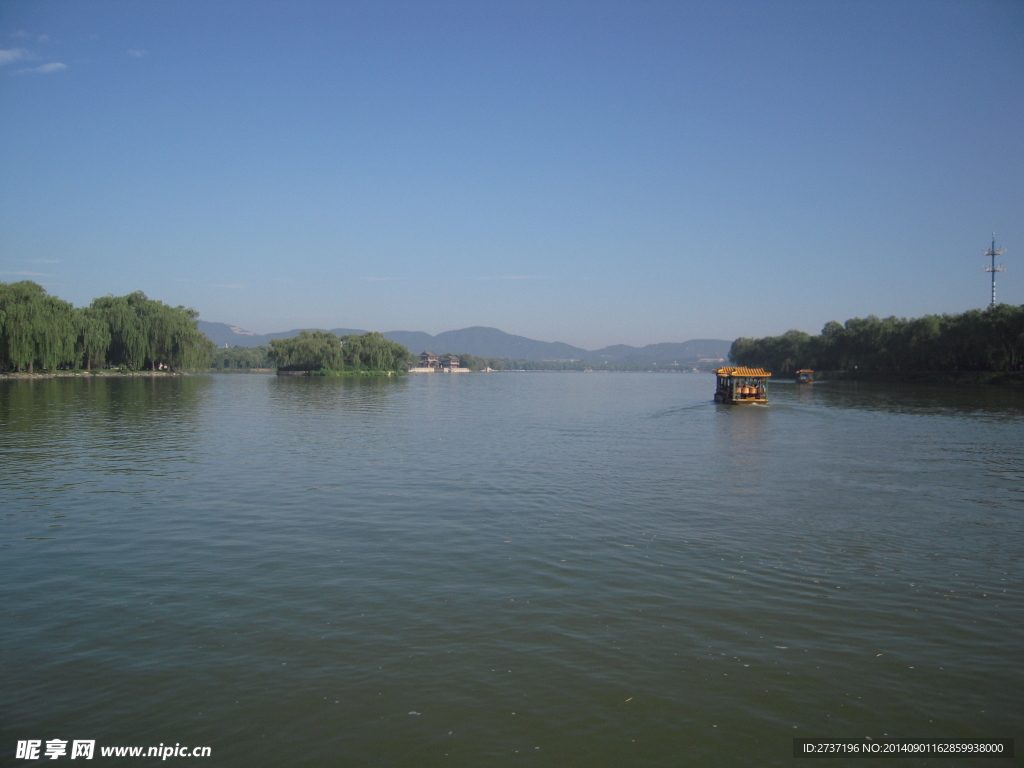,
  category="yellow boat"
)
[713,367,771,404]
[795,369,814,384]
